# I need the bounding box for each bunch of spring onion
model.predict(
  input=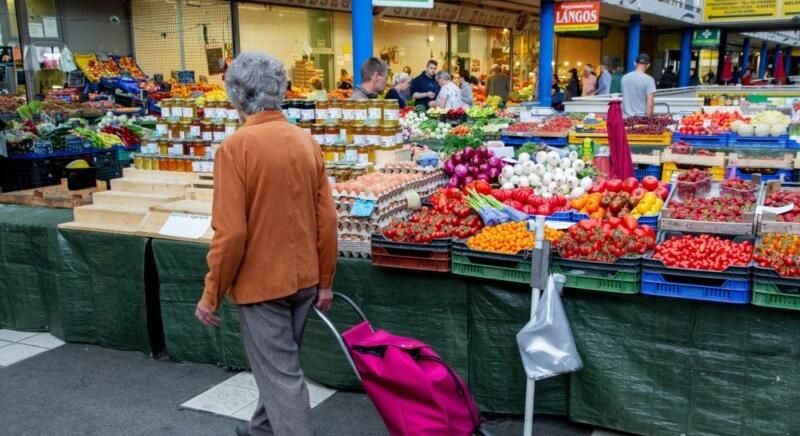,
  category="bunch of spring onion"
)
[465,190,528,226]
